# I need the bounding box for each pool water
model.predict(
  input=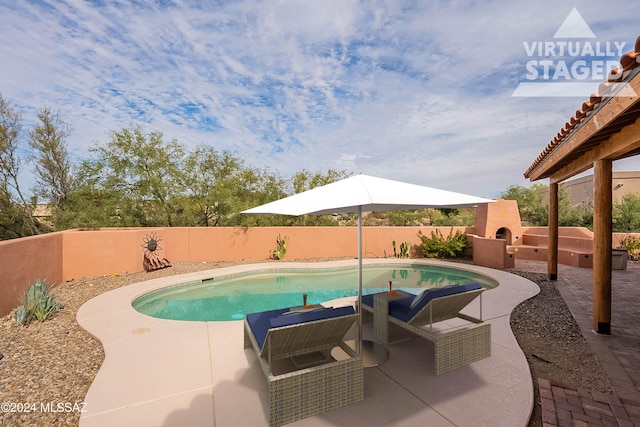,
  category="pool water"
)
[132,264,498,321]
